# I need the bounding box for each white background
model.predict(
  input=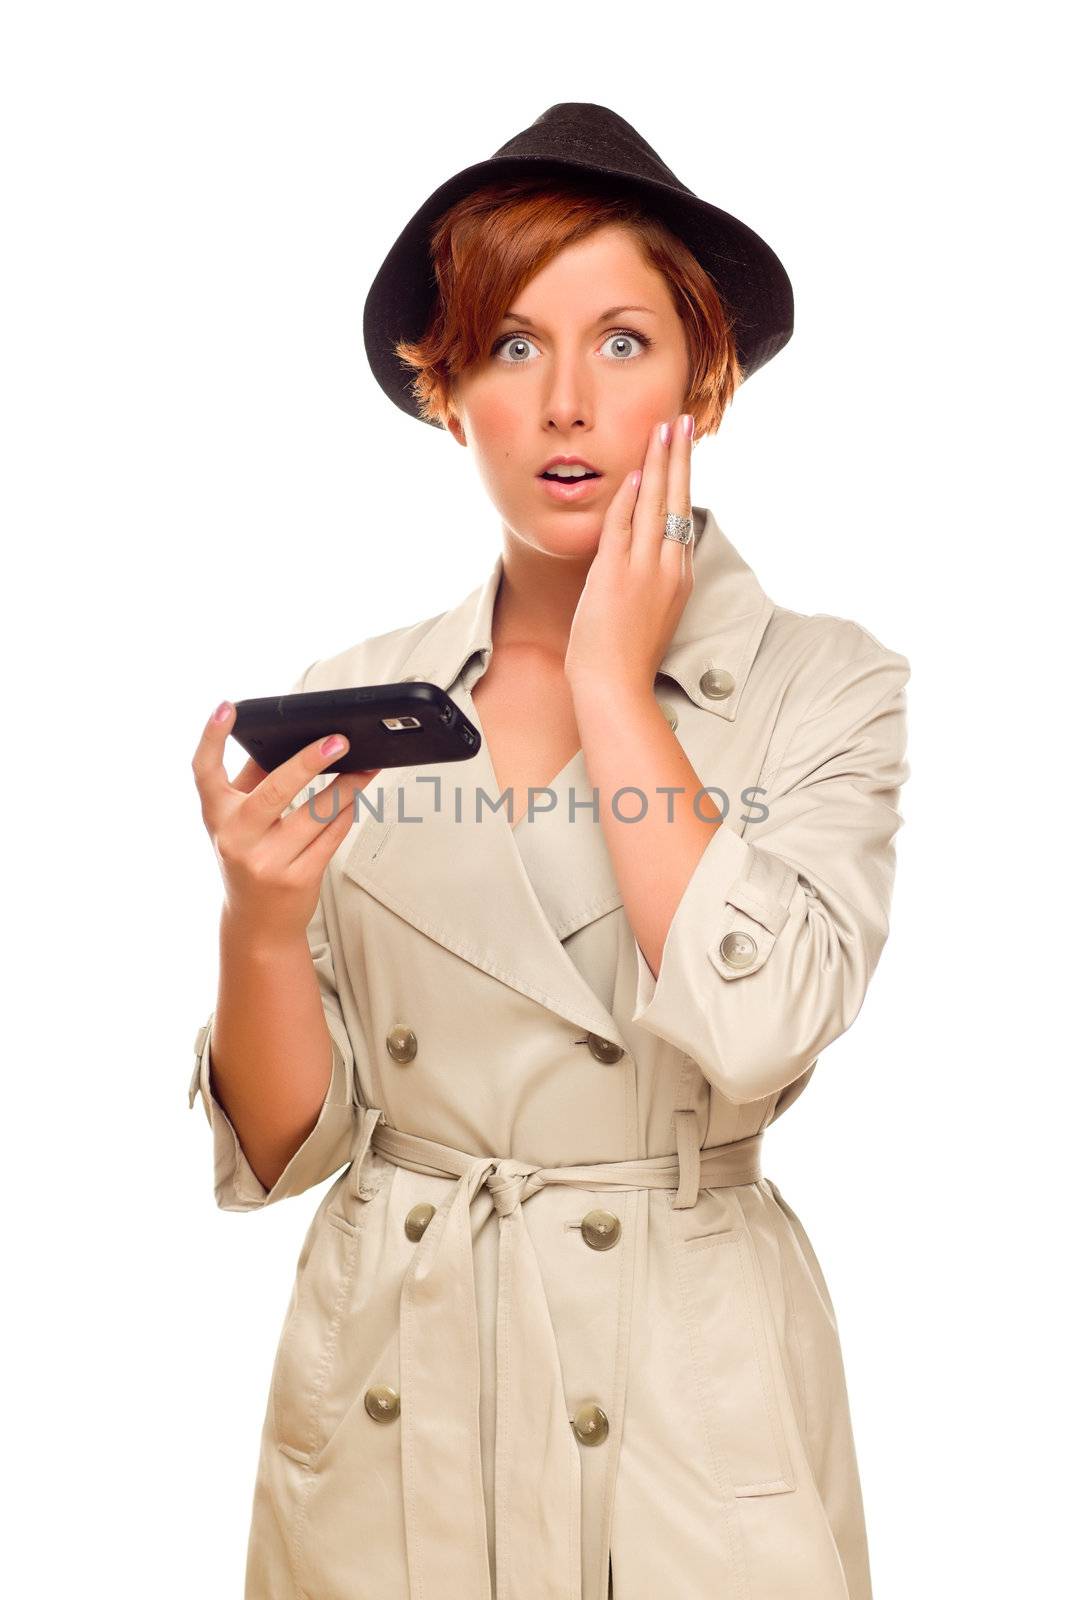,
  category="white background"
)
[4,2,1064,1594]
